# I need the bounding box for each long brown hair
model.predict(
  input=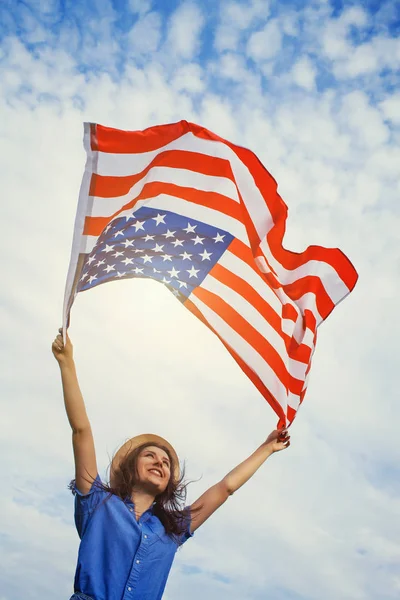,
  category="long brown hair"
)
[70,442,192,540]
